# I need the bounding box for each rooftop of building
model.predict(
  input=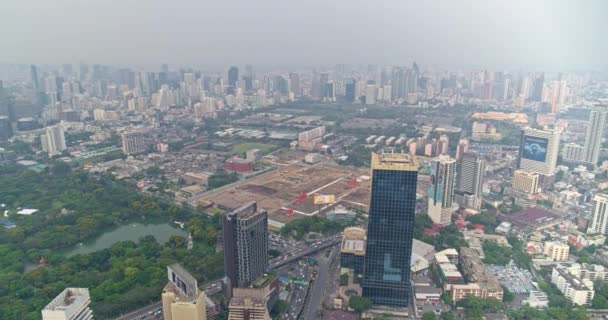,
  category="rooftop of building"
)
[554,266,593,291]
[371,151,417,171]
[252,273,277,289]
[226,201,264,220]
[459,248,502,291]
[42,288,90,312]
